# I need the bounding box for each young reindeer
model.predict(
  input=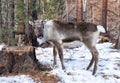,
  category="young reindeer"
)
[29,20,105,75]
